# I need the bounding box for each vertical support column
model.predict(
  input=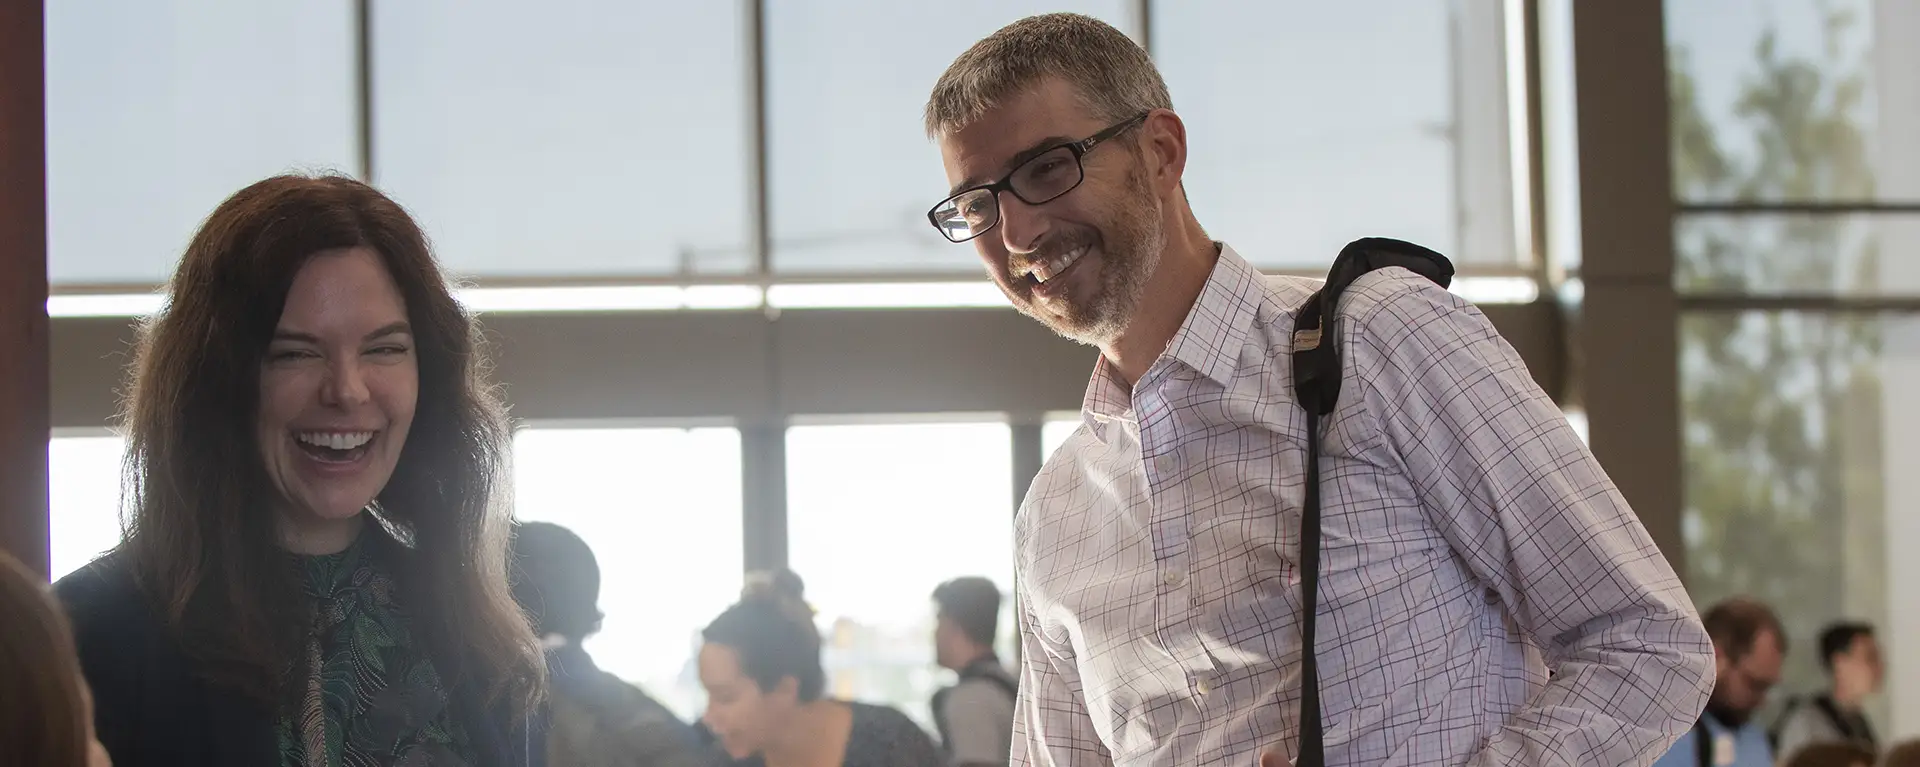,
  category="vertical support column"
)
[1562,1,1685,569]
[1130,0,1152,54]
[740,422,788,574]
[0,0,51,576]
[739,0,785,580]
[745,0,771,279]
[355,0,375,183]
[1010,420,1044,517]
[1008,417,1045,670]
[1874,0,1920,739]
[1455,0,1517,263]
